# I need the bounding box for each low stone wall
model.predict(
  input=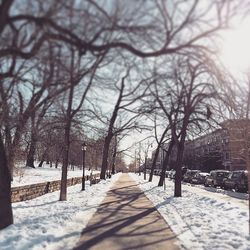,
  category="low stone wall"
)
[11,173,100,203]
